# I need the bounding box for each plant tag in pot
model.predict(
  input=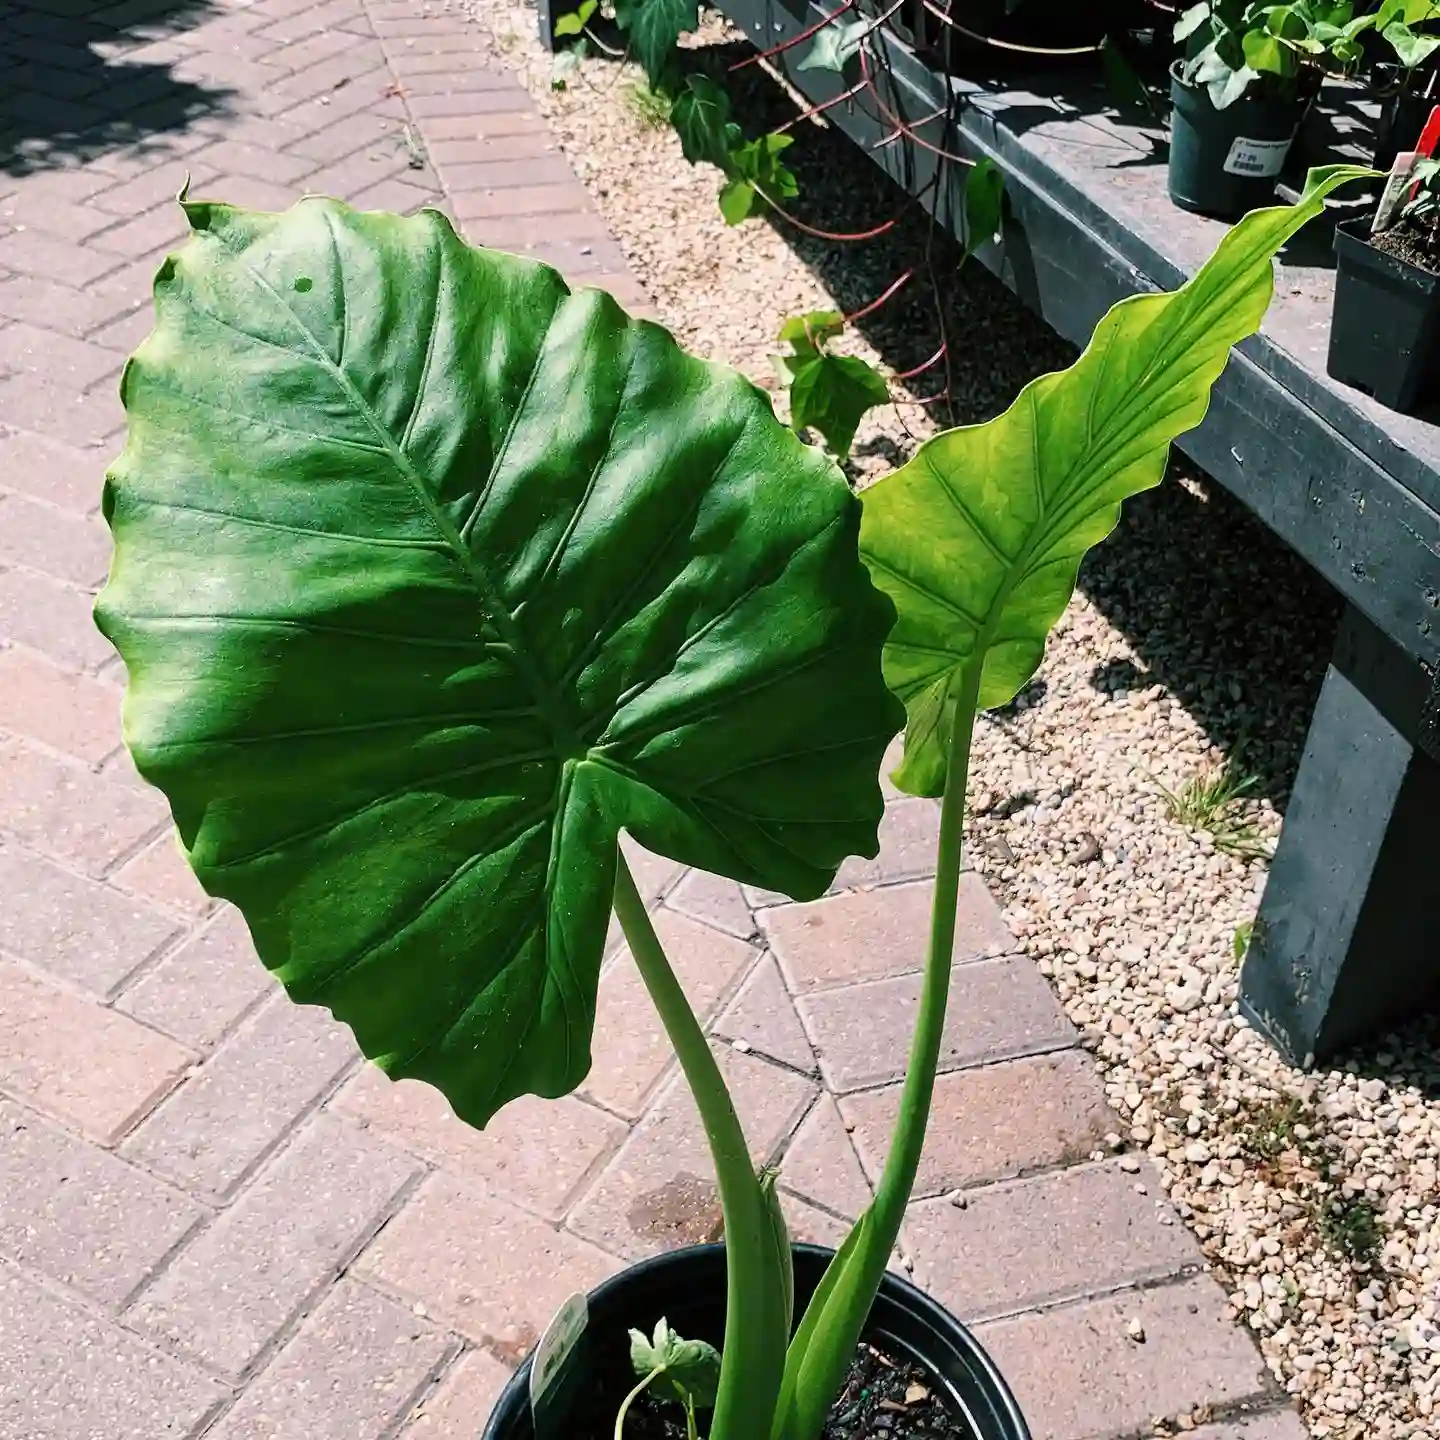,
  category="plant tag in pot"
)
[529,1292,588,1438]
[1223,135,1294,178]
[1376,153,1420,232]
